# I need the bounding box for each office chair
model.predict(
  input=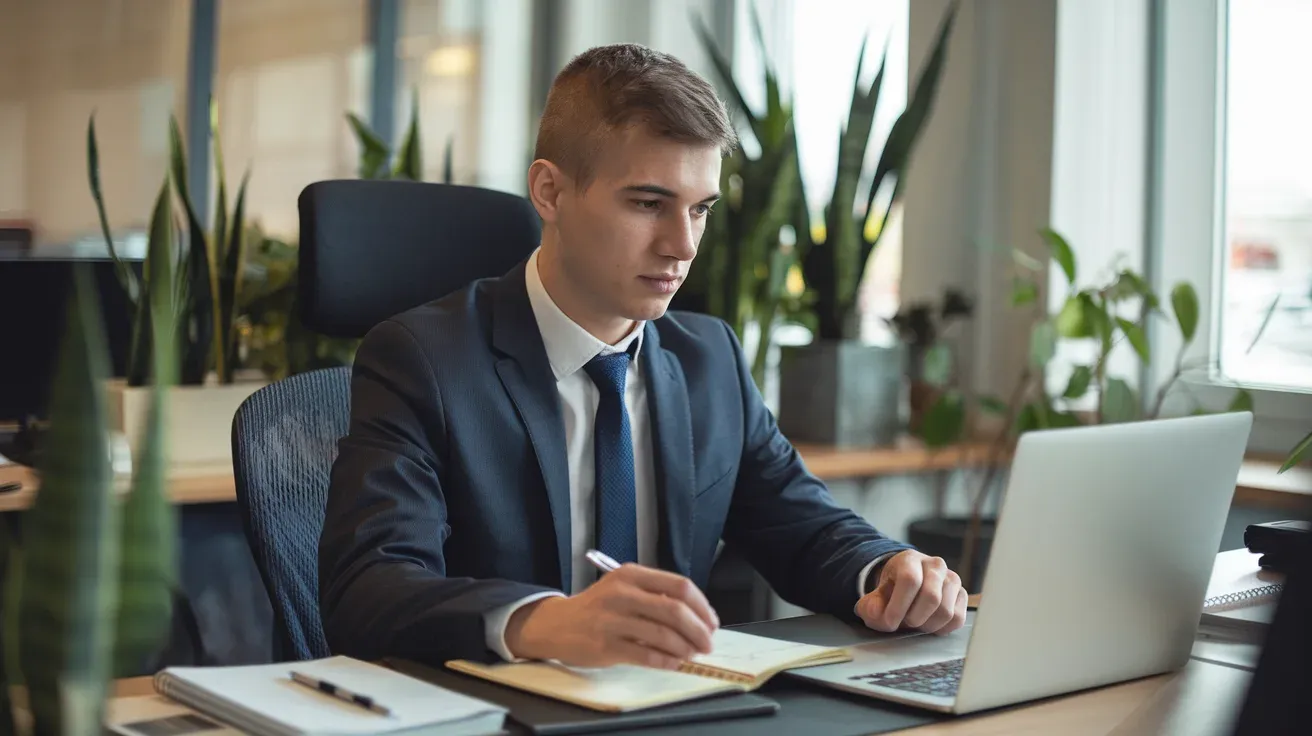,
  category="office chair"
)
[232,179,541,661]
